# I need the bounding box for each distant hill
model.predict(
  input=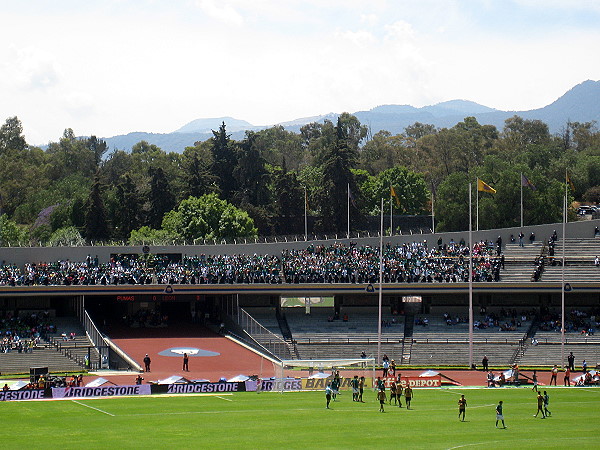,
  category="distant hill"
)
[100,80,600,153]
